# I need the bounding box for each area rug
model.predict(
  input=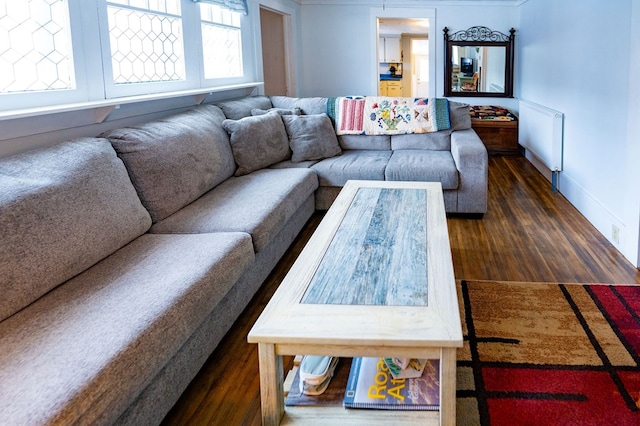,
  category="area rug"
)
[458,280,640,425]
[284,280,640,424]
